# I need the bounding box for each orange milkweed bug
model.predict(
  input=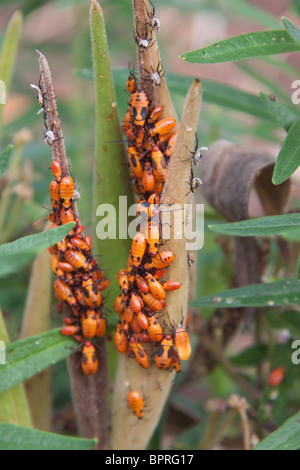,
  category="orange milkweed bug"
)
[60,207,75,225]
[162,281,181,291]
[70,236,91,252]
[115,321,128,353]
[144,272,166,300]
[118,269,129,294]
[131,90,149,127]
[131,232,147,267]
[165,130,178,158]
[147,106,163,124]
[54,279,77,309]
[174,324,191,361]
[169,349,181,373]
[51,160,61,182]
[61,325,80,336]
[127,390,144,419]
[60,176,75,209]
[135,273,149,293]
[129,336,150,369]
[151,145,168,183]
[268,366,285,387]
[141,292,162,311]
[49,180,60,210]
[113,294,126,314]
[81,341,98,375]
[130,292,144,313]
[124,306,135,324]
[147,315,163,343]
[82,276,102,308]
[144,251,175,270]
[81,309,98,339]
[149,118,176,140]
[155,335,174,370]
[128,145,143,179]
[64,249,90,271]
[142,162,155,193]
[126,68,138,95]
[136,311,149,330]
